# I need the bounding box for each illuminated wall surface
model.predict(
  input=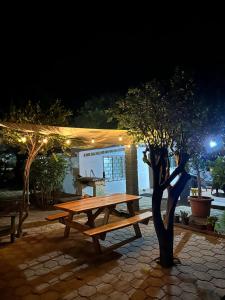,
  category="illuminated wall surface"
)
[62,145,151,195]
